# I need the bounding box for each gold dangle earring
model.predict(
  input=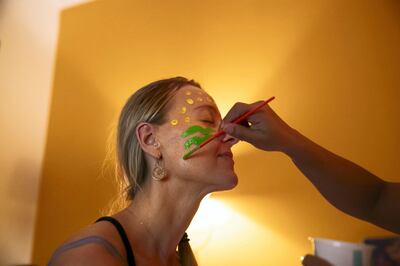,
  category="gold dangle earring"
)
[152,142,167,181]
